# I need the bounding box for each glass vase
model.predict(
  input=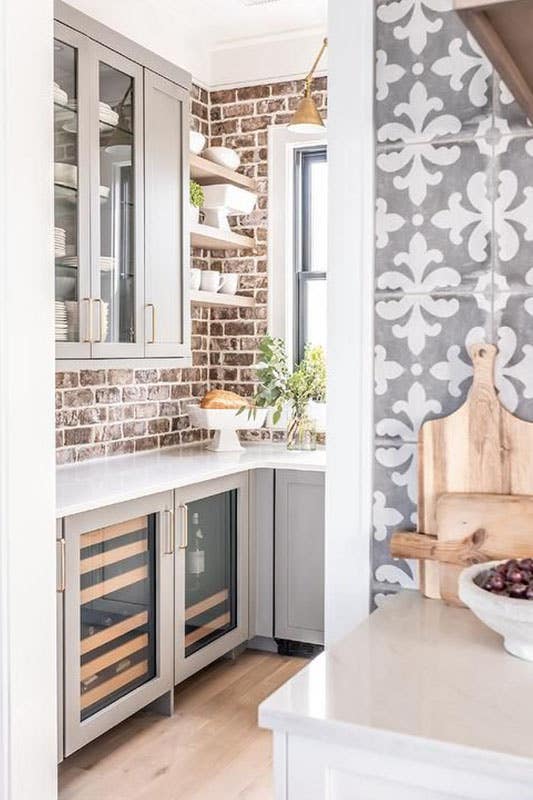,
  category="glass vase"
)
[286,414,317,451]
